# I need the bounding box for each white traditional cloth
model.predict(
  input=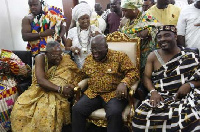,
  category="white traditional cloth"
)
[67,25,101,68]
[177,4,200,51]
[175,0,188,9]
[72,3,92,21]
